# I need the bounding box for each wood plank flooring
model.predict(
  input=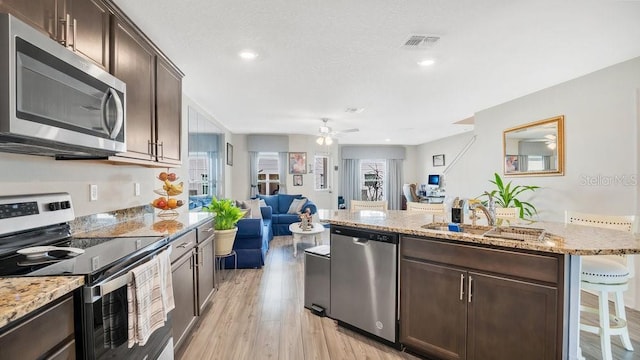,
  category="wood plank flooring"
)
[177,232,640,360]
